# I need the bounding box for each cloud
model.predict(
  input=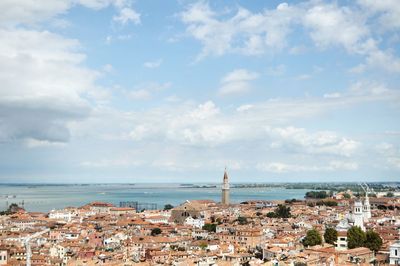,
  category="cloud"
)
[257,160,358,173]
[63,78,400,176]
[0,0,71,26]
[113,7,141,25]
[143,59,163,68]
[302,3,369,53]
[266,126,359,157]
[24,138,67,148]
[125,82,172,101]
[0,0,141,27]
[180,1,400,73]
[180,2,299,59]
[0,28,96,143]
[357,0,400,31]
[218,69,259,96]
[376,143,400,169]
[105,34,133,44]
